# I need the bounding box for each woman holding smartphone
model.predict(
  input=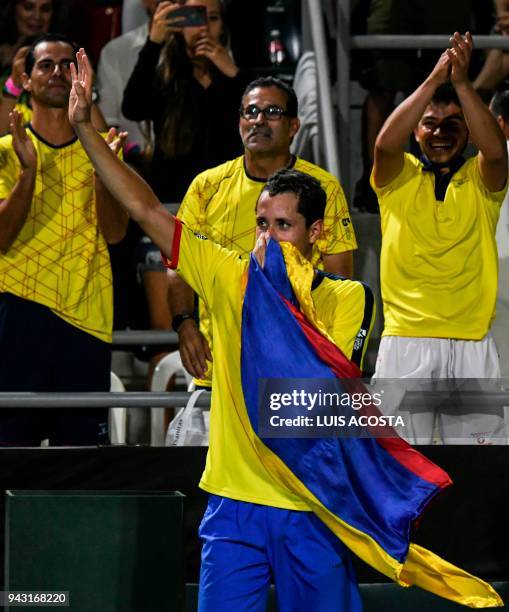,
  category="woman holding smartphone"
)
[122,0,246,378]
